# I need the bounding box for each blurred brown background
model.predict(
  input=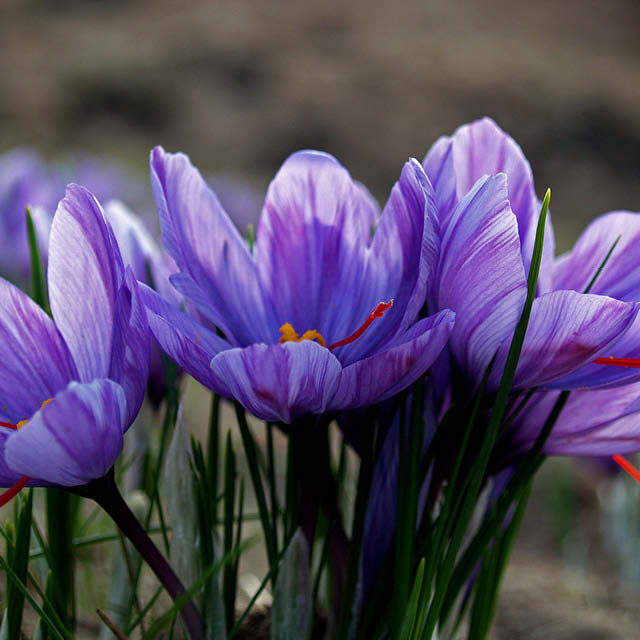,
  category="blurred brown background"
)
[2,1,640,637]
[1,0,639,250]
